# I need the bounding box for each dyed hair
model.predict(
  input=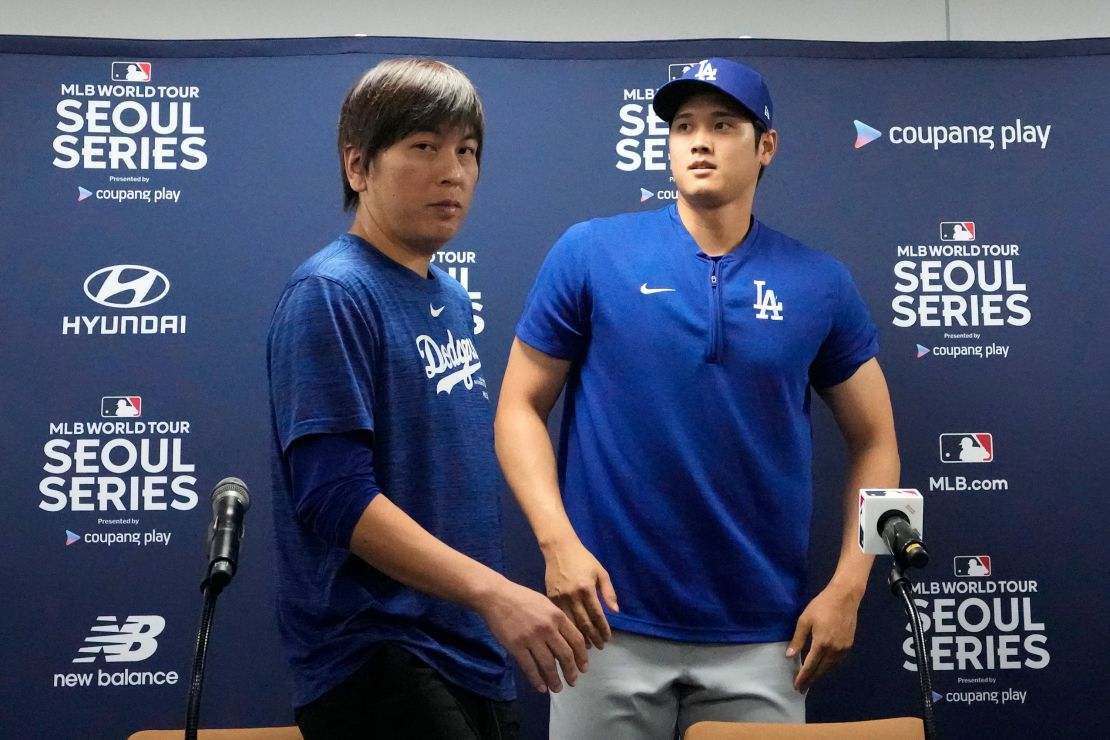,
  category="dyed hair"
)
[337,58,485,211]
